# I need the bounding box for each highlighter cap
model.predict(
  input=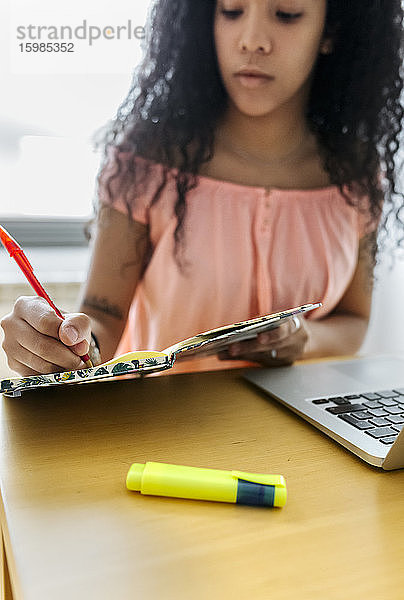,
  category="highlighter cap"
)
[126,463,145,491]
[274,482,287,507]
